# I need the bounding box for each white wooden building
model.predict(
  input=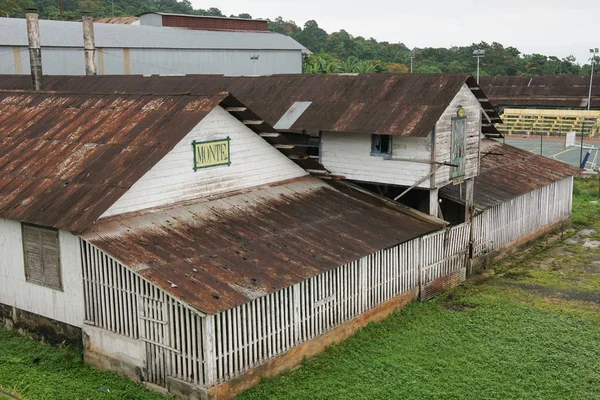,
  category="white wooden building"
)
[0,88,462,399]
[0,74,578,399]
